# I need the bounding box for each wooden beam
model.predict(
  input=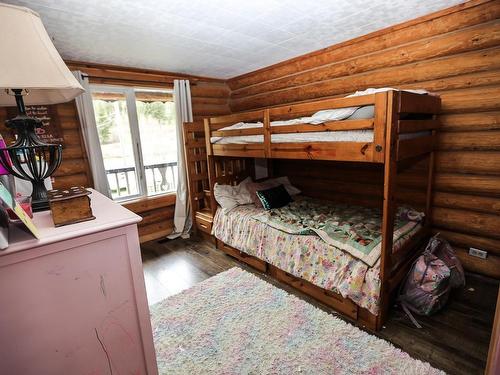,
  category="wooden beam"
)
[230,48,500,111]
[263,109,271,158]
[212,127,263,137]
[378,91,399,330]
[231,19,500,99]
[227,0,497,90]
[212,144,266,158]
[270,142,374,162]
[372,92,388,163]
[269,95,376,117]
[398,119,440,133]
[122,193,176,213]
[66,60,225,84]
[455,247,500,279]
[397,135,435,160]
[209,109,264,125]
[434,229,500,256]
